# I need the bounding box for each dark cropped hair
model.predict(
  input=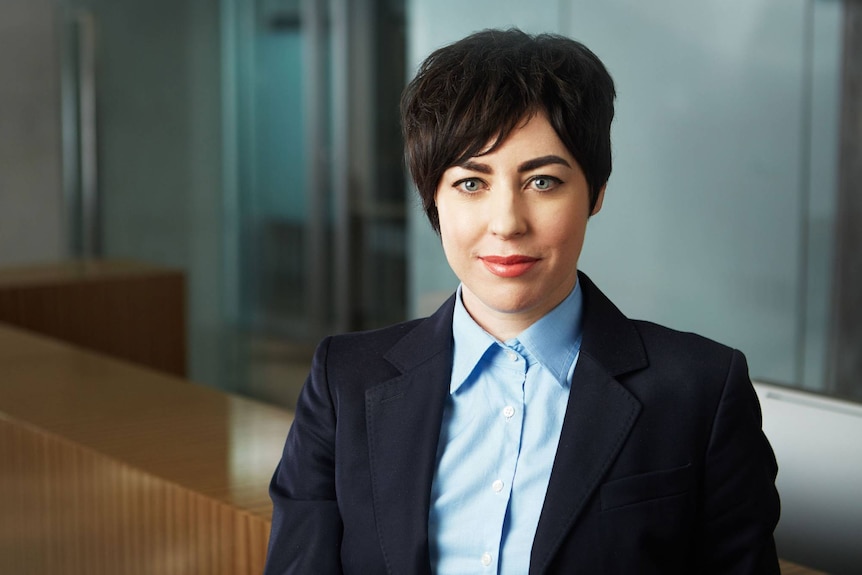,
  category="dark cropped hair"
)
[401,28,616,232]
